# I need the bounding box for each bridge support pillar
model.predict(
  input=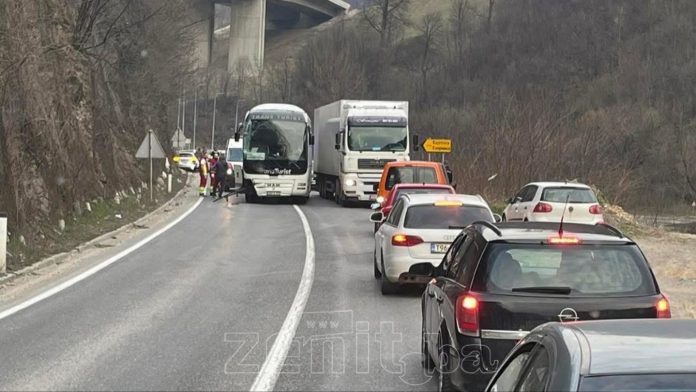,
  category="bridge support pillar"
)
[192,0,215,70]
[228,0,266,73]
